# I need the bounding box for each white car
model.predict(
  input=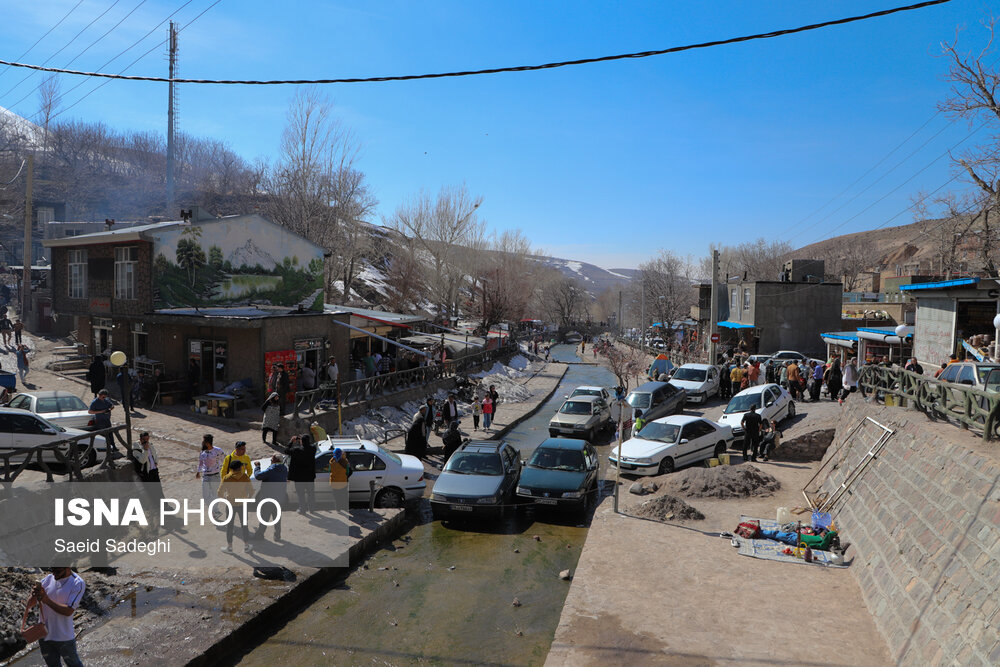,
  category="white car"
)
[0,407,107,467]
[608,415,733,476]
[718,383,795,442]
[548,395,612,442]
[569,385,611,402]
[668,364,720,404]
[7,391,94,430]
[253,437,426,508]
